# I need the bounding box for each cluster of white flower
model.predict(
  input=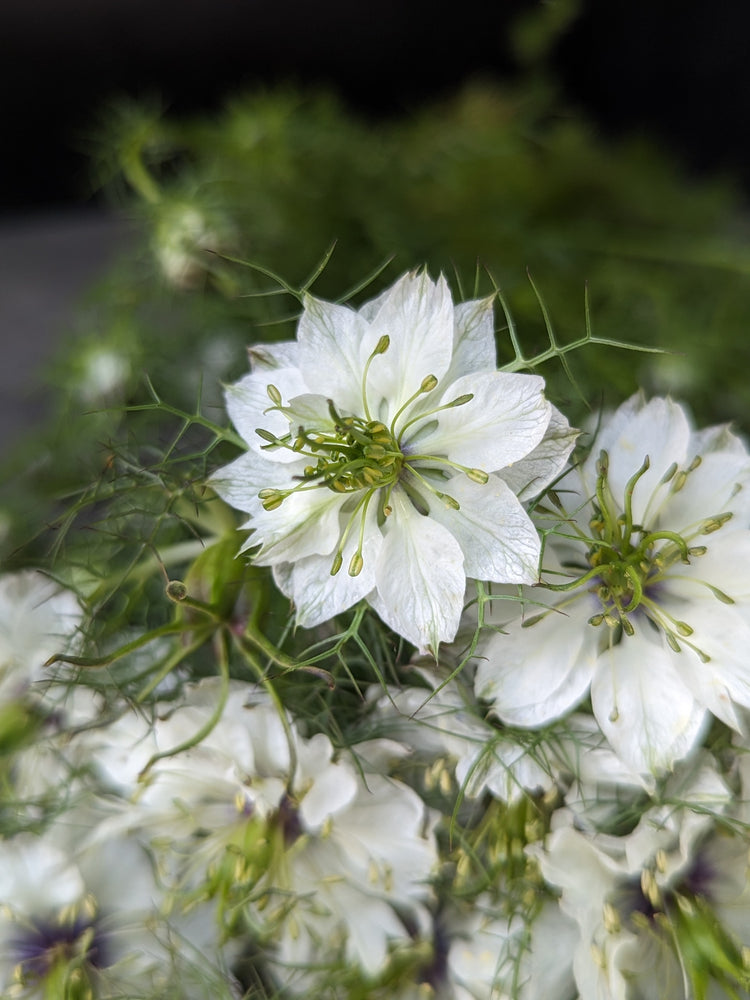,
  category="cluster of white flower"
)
[0,587,437,997]
[4,272,750,999]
